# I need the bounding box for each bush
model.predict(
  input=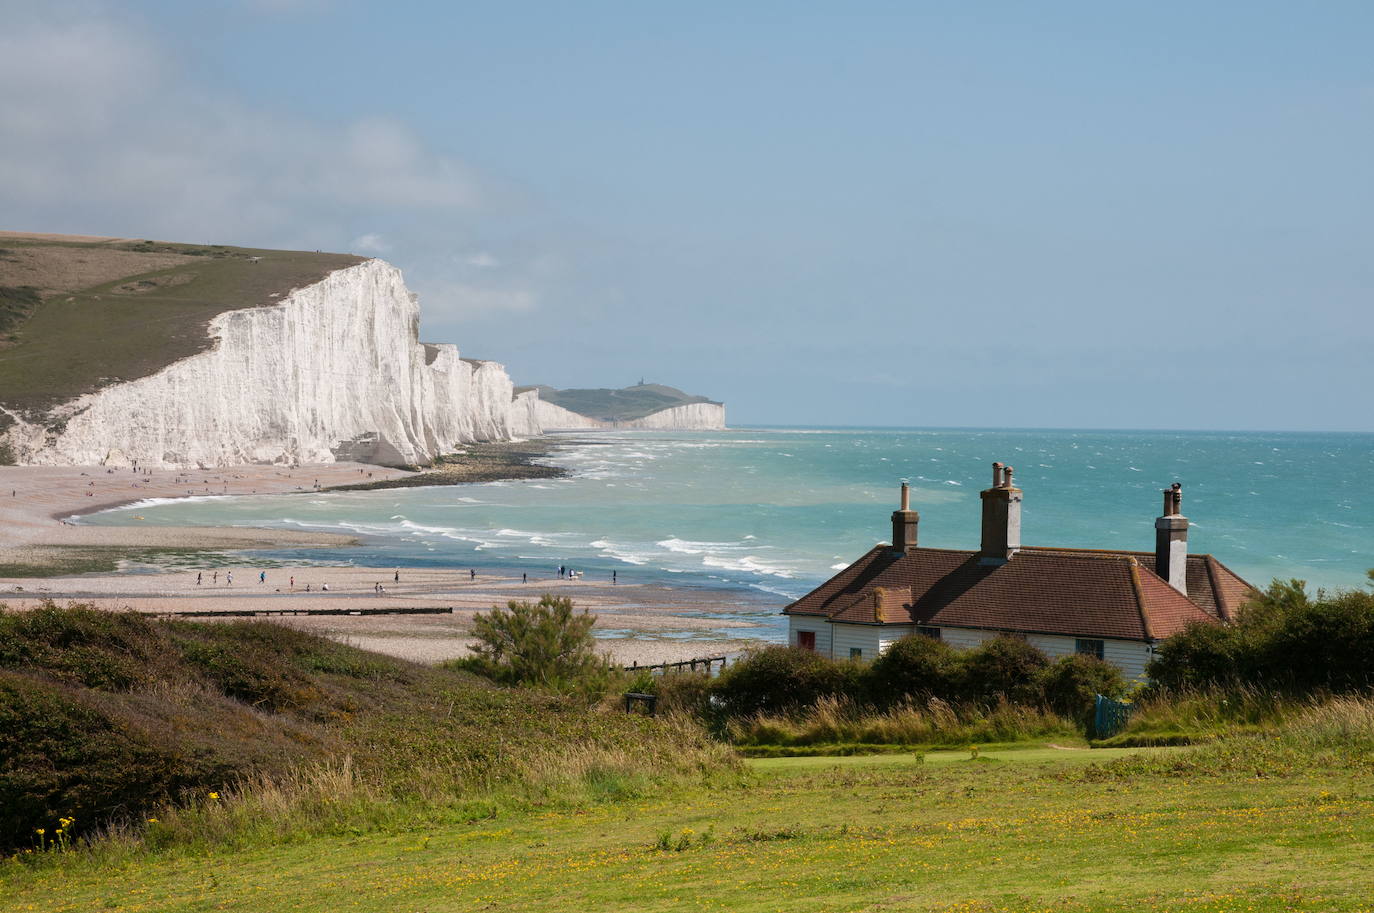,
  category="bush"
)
[959,636,1049,705]
[1148,578,1374,694]
[1038,653,1125,720]
[711,646,861,717]
[462,595,612,693]
[866,635,961,706]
